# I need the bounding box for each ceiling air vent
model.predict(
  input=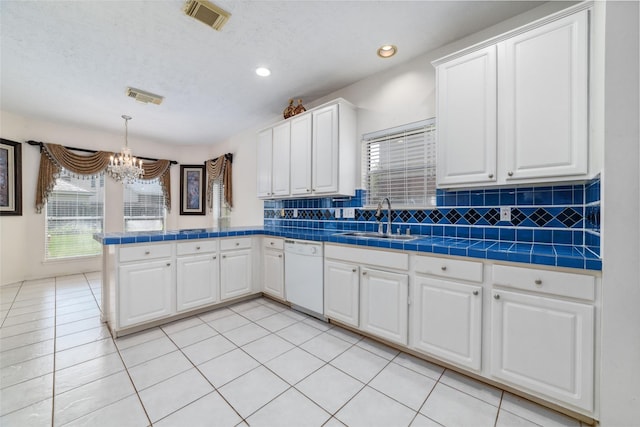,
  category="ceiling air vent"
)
[184,0,230,31]
[126,87,164,105]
